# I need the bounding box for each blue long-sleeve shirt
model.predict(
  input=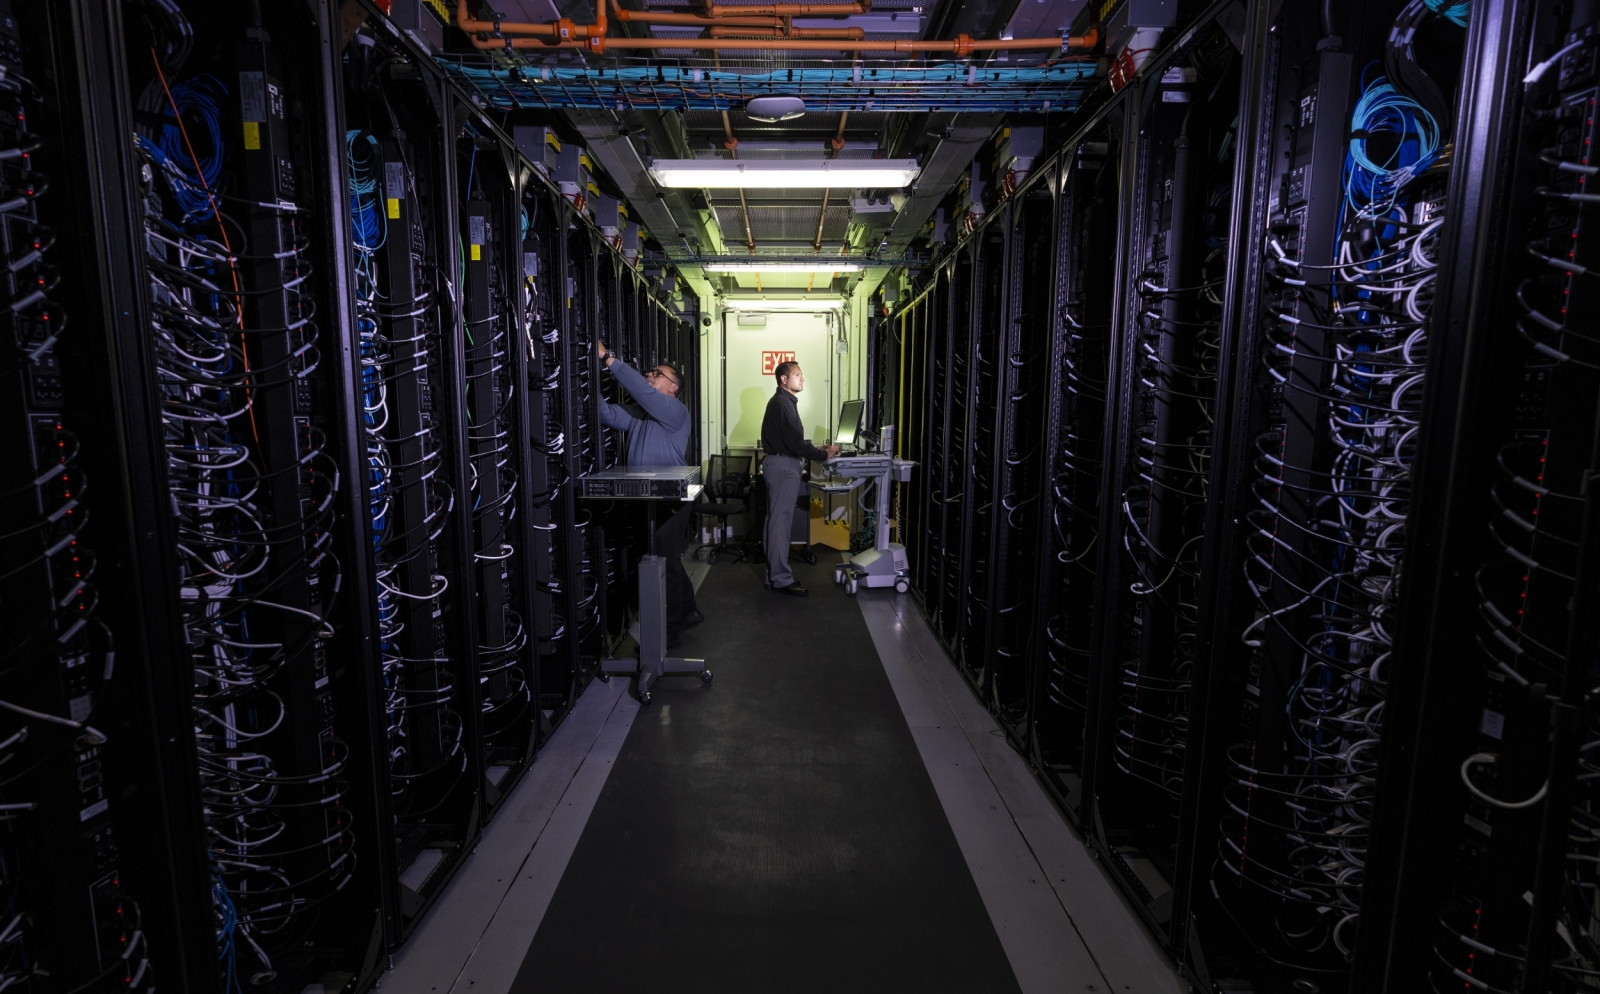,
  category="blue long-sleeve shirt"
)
[597,358,691,466]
